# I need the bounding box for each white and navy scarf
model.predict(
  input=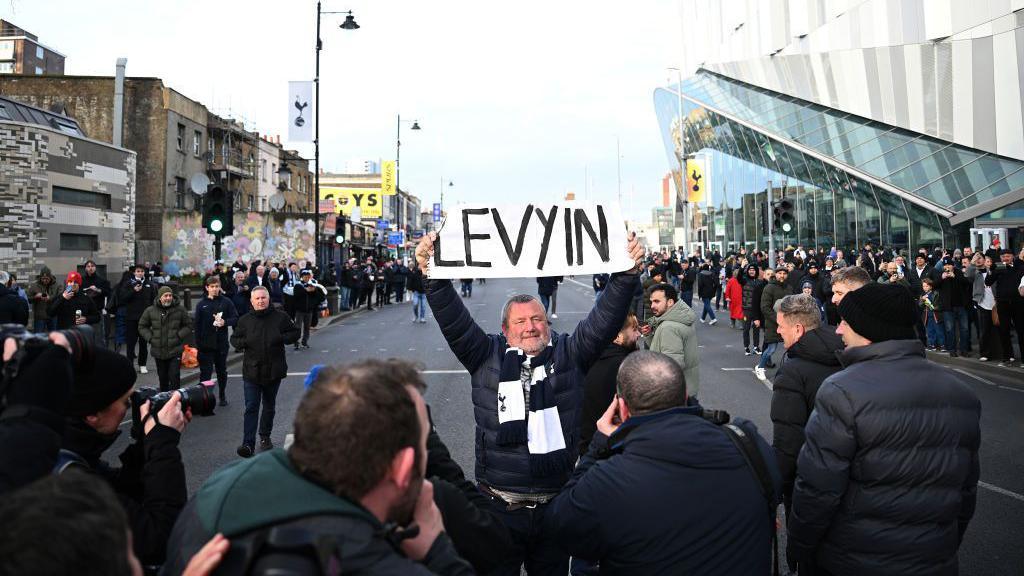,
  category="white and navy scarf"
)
[496,345,573,477]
